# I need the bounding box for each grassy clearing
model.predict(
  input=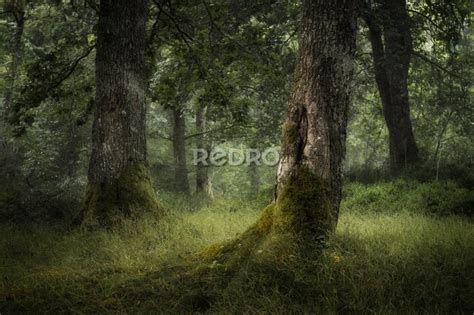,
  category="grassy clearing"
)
[0,180,473,313]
